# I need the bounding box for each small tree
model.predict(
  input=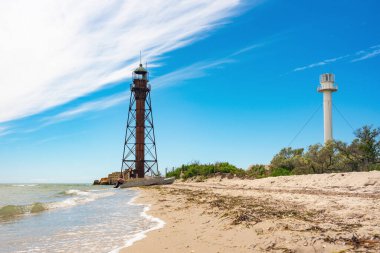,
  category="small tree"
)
[270,147,305,172]
[304,141,344,173]
[335,140,361,172]
[354,125,380,169]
